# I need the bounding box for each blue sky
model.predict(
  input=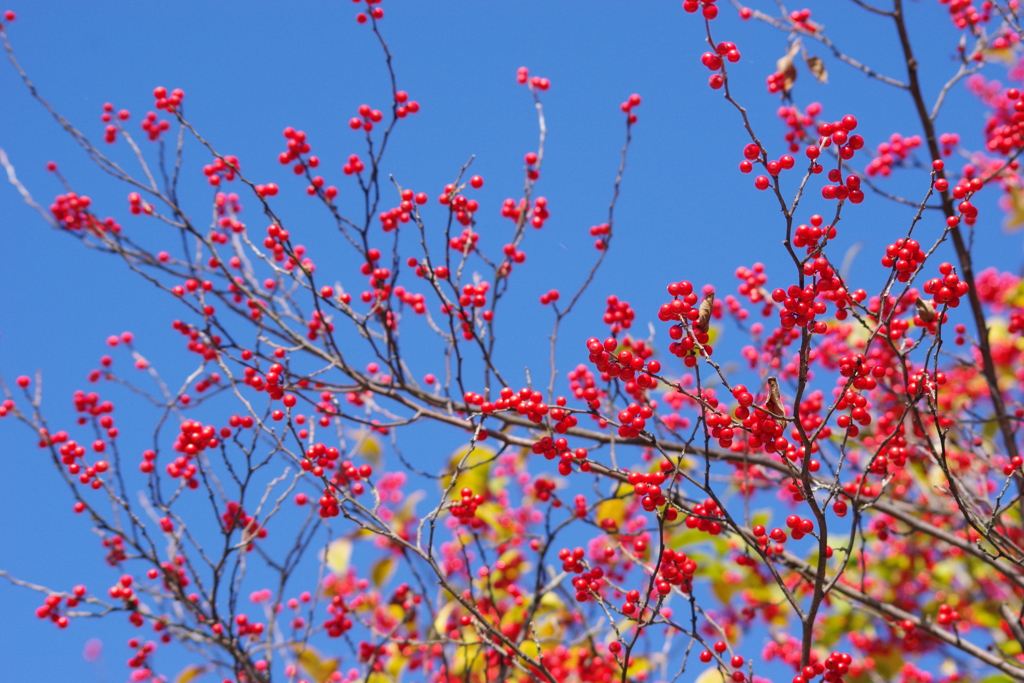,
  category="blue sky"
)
[2,2,1022,682]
